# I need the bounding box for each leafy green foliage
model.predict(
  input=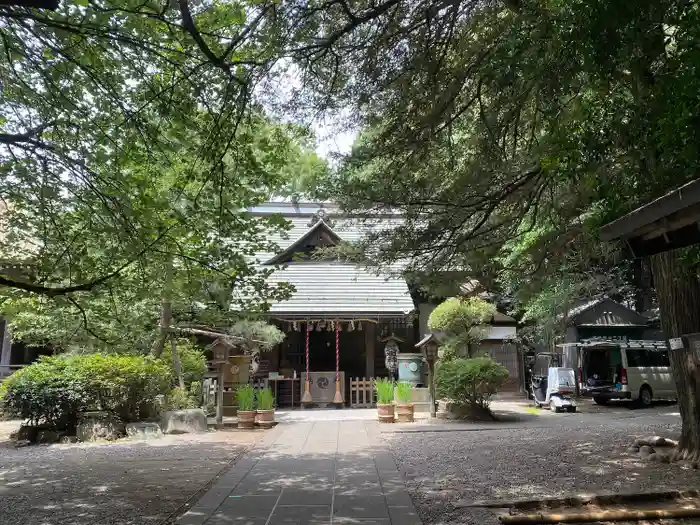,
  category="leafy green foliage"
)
[0,356,88,429]
[374,378,395,405]
[164,387,197,411]
[435,358,509,411]
[297,0,700,345]
[228,320,285,353]
[161,339,207,387]
[0,353,171,428]
[235,384,255,411]
[395,382,413,404]
[256,387,275,411]
[428,298,496,358]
